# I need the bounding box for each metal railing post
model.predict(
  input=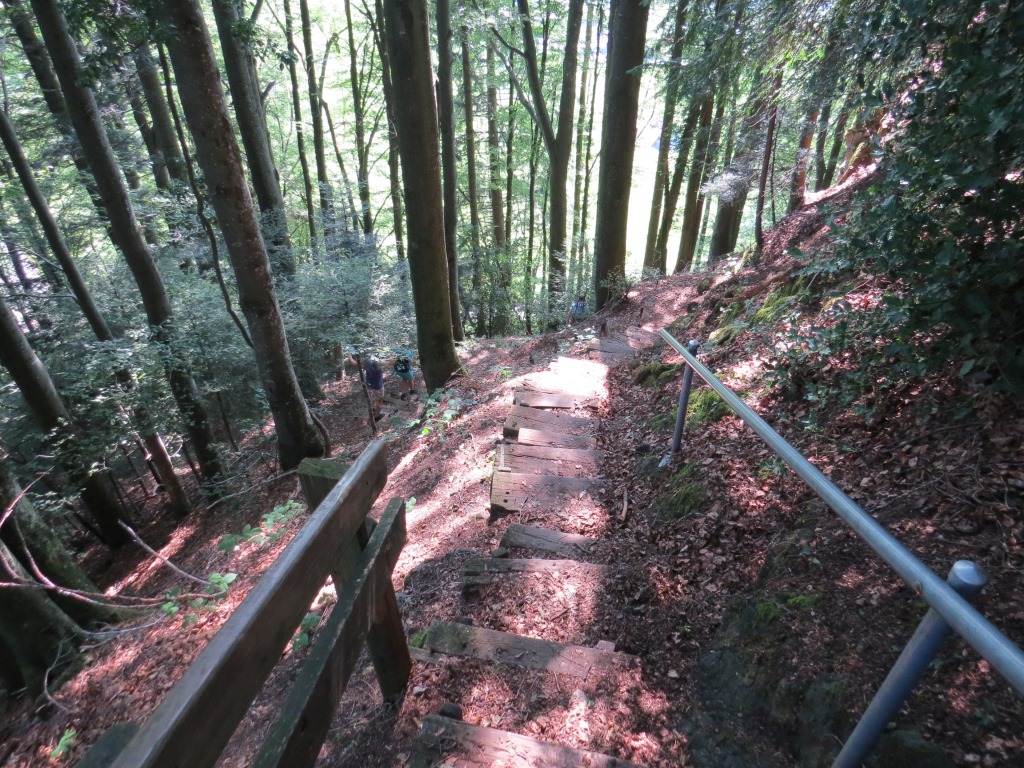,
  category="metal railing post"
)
[668,339,700,457]
[832,561,988,768]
